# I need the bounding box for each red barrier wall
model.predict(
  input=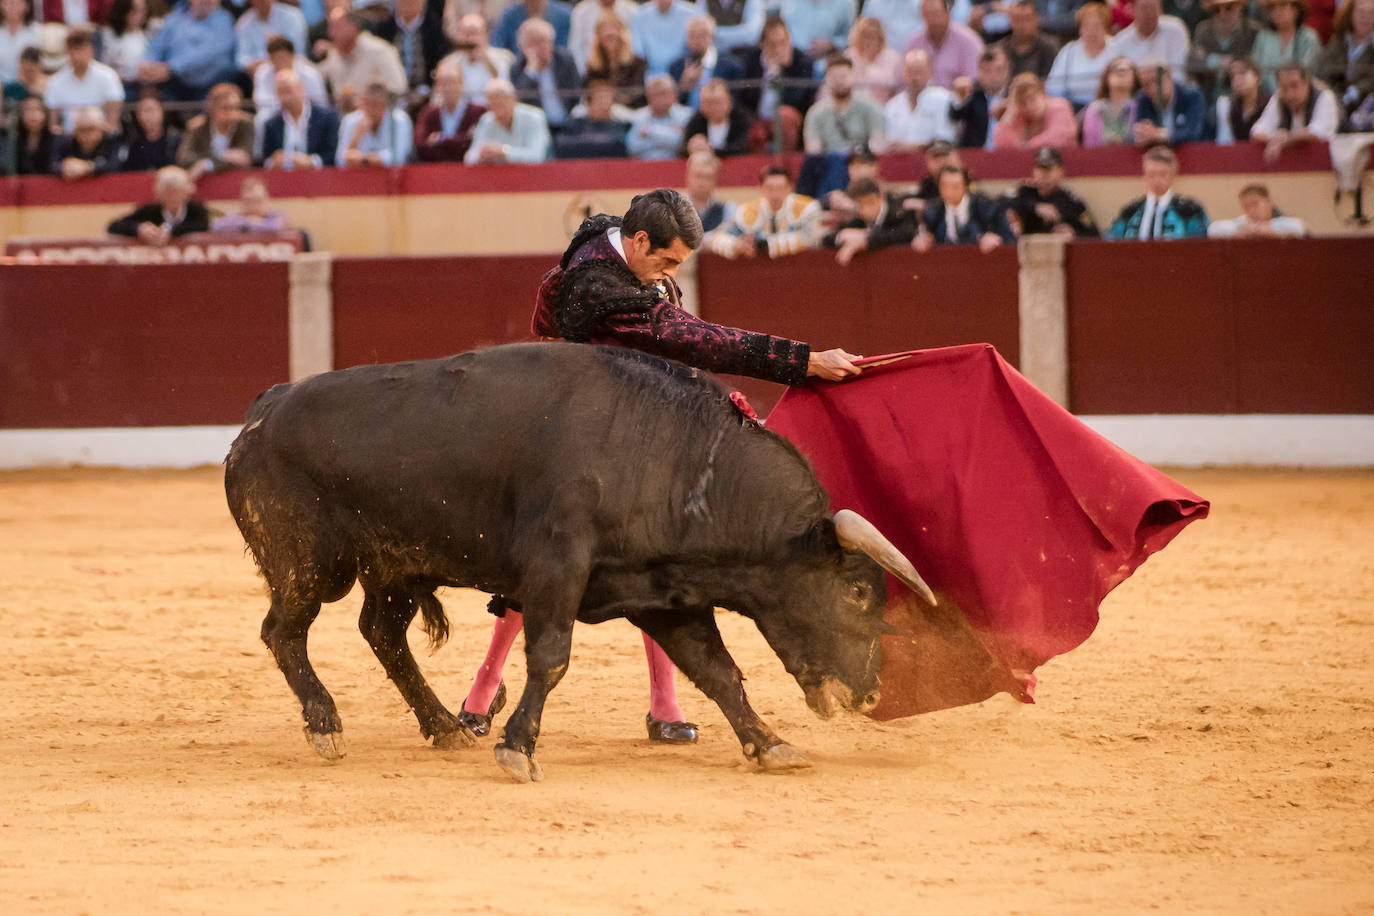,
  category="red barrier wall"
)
[330,255,547,368]
[698,246,1021,413]
[0,263,289,428]
[1065,237,1374,414]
